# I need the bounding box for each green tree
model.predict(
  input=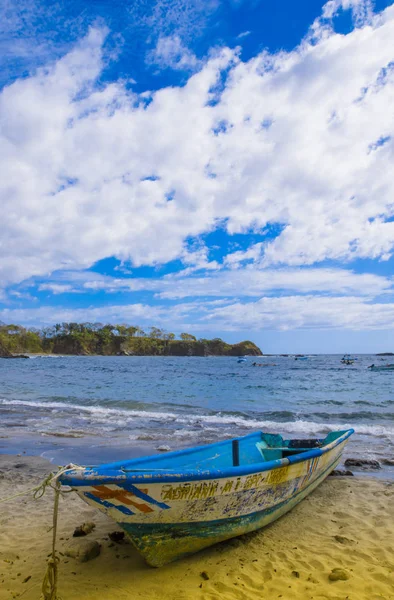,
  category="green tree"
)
[180,333,196,342]
[149,327,163,339]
